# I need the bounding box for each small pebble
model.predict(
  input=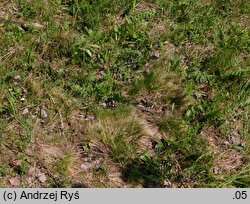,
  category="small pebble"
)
[81,162,93,171]
[14,75,21,80]
[41,109,48,118]
[22,108,29,115]
[37,172,47,183]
